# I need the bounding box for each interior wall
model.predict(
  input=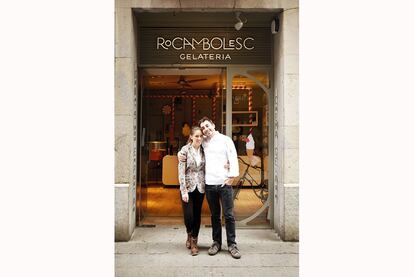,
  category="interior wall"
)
[142,95,218,147]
